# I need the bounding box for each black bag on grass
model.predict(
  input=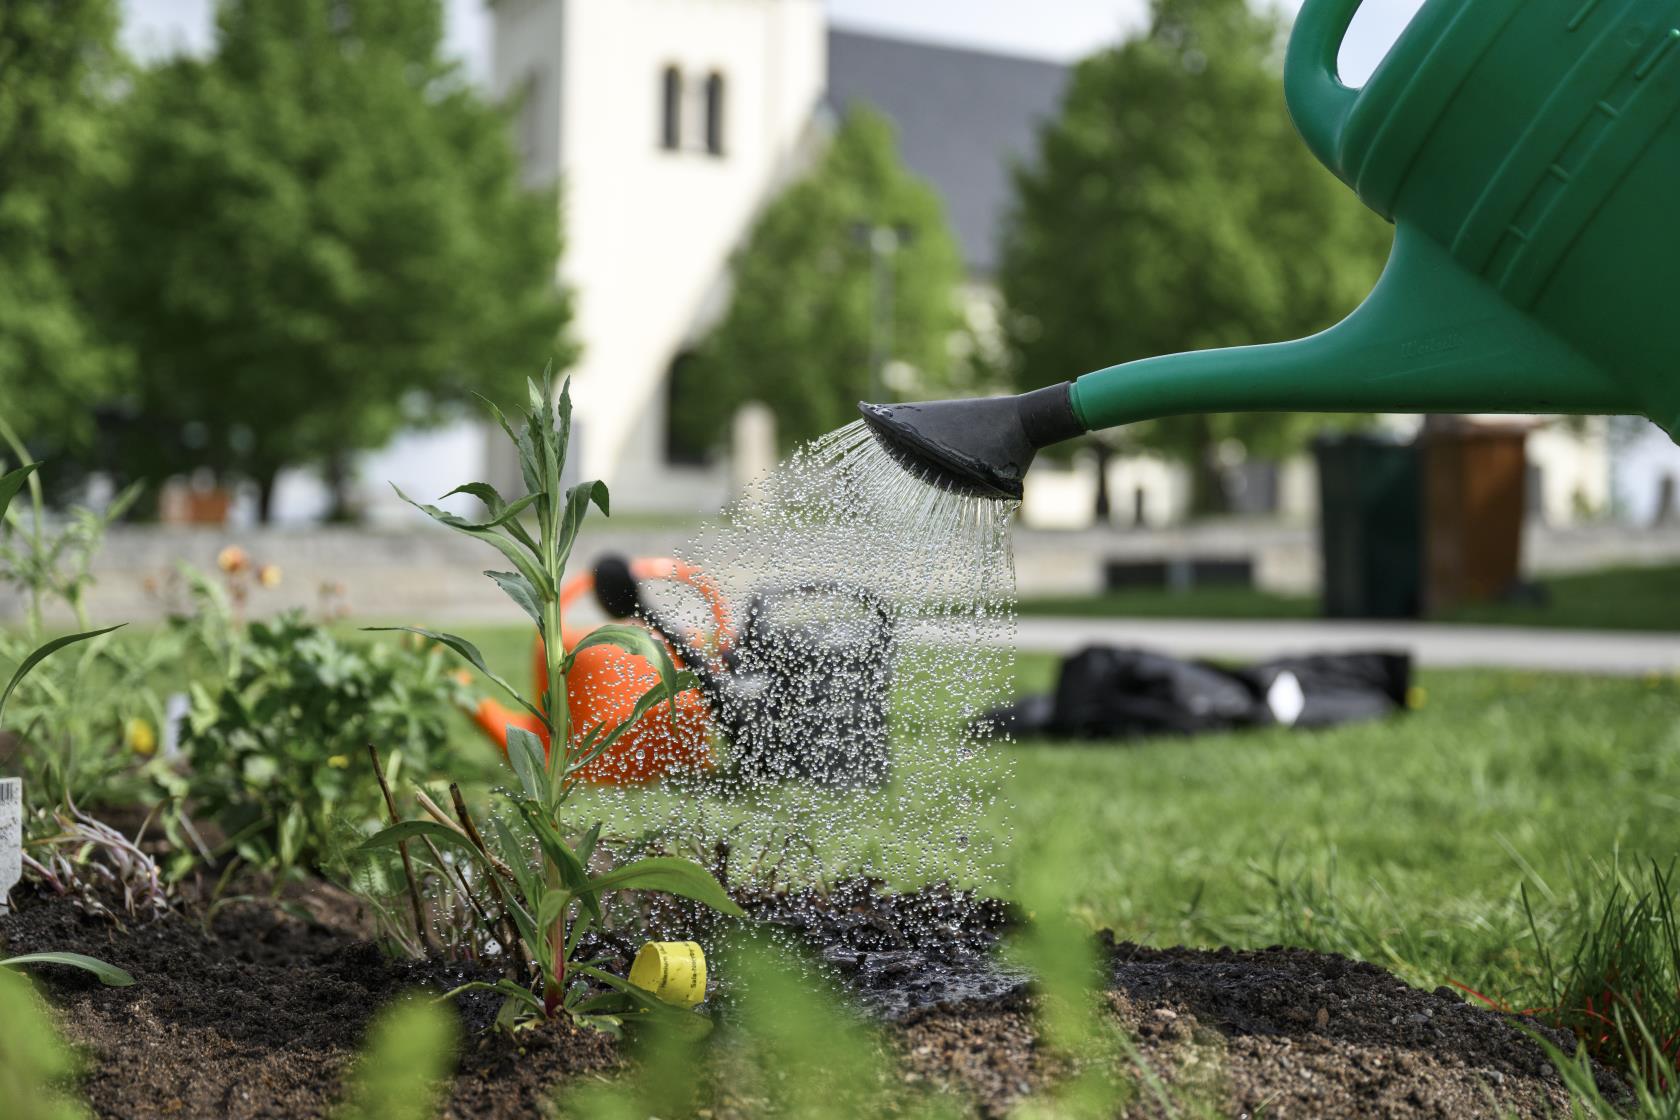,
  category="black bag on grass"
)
[979,645,1410,742]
